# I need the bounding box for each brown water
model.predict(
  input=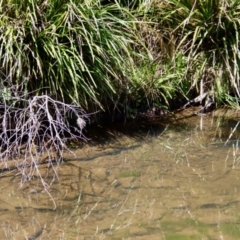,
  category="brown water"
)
[1,108,240,240]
